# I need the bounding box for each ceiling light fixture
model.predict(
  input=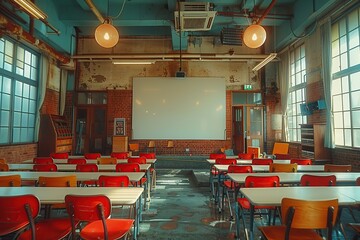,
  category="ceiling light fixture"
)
[112,60,155,65]
[243,23,266,48]
[252,53,277,71]
[13,0,47,20]
[95,18,119,48]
